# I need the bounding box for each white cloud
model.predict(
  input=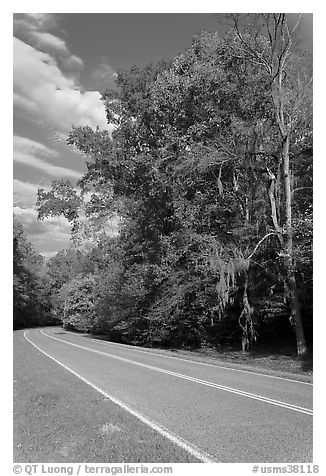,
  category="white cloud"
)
[63,54,84,70]
[14,38,110,133]
[15,151,81,179]
[13,179,74,255]
[13,204,71,232]
[13,179,49,209]
[41,250,61,258]
[13,92,39,114]
[13,135,81,179]
[23,13,54,27]
[29,31,84,69]
[14,136,58,158]
[14,12,83,71]
[14,13,55,33]
[13,204,71,254]
[30,31,68,53]
[14,14,84,72]
[91,62,118,89]
[14,205,38,220]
